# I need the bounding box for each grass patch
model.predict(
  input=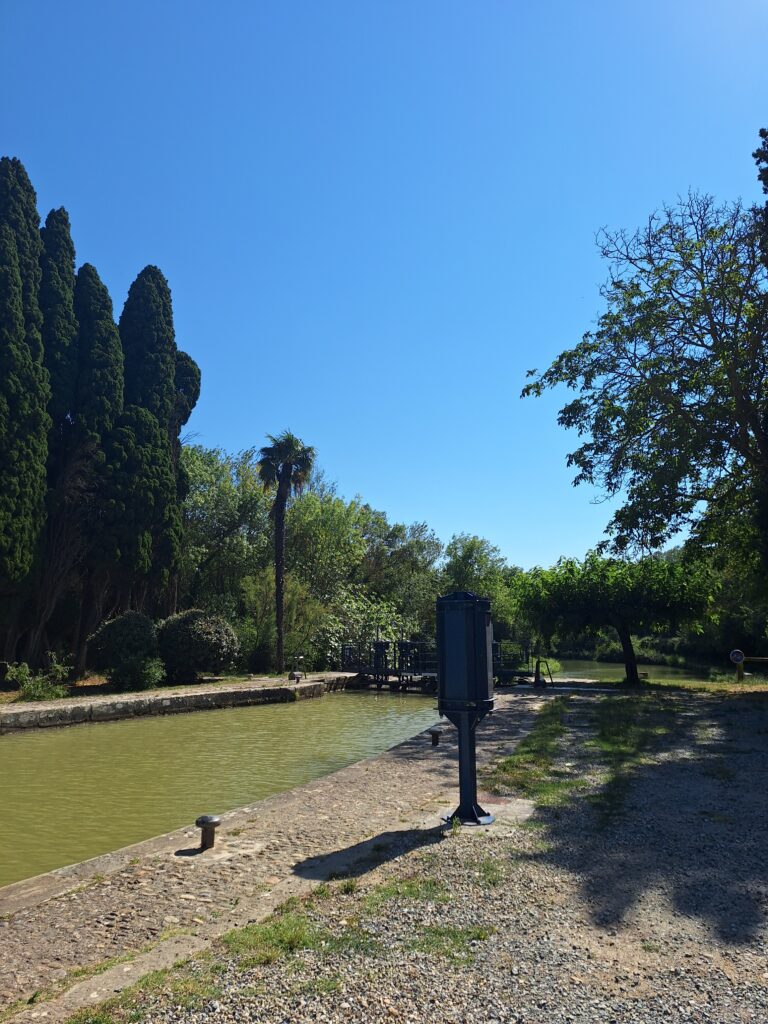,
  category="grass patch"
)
[406,924,493,963]
[588,696,674,823]
[484,697,569,801]
[222,912,323,965]
[365,875,449,909]
[477,857,504,887]
[300,974,342,995]
[65,961,221,1024]
[220,906,377,967]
